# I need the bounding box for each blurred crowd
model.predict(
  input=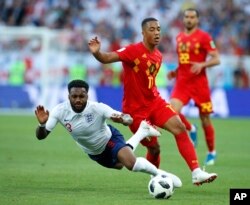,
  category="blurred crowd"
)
[0,0,249,88]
